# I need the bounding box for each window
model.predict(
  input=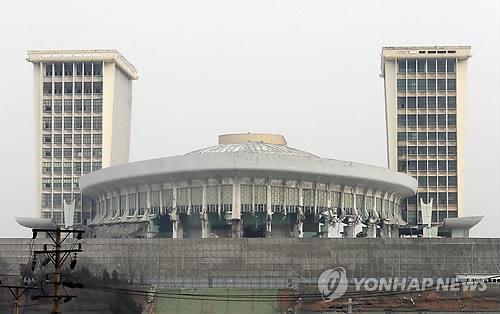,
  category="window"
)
[128,193,137,216]
[93,99,102,113]
[42,148,52,158]
[448,96,456,109]
[417,114,426,127]
[398,161,406,172]
[73,162,81,173]
[438,146,447,155]
[437,176,447,187]
[418,176,427,187]
[397,132,406,140]
[93,116,102,130]
[448,114,456,126]
[64,178,72,189]
[93,162,101,171]
[64,117,72,130]
[448,132,457,141]
[42,194,51,208]
[54,82,62,94]
[427,97,436,109]
[54,100,62,113]
[427,79,436,91]
[408,160,417,170]
[417,96,426,109]
[74,149,82,158]
[75,82,82,94]
[43,117,52,129]
[408,145,418,154]
[437,114,447,127]
[427,59,436,72]
[408,132,417,141]
[42,162,51,173]
[407,115,416,127]
[93,148,102,158]
[397,115,406,127]
[448,146,457,156]
[438,160,447,171]
[417,160,427,171]
[84,82,92,94]
[398,60,406,73]
[437,59,446,72]
[428,146,437,155]
[397,97,406,109]
[397,79,406,92]
[53,134,62,144]
[138,192,147,215]
[438,192,447,204]
[64,99,72,113]
[407,79,416,91]
[45,64,53,76]
[438,132,447,141]
[53,178,62,188]
[53,162,62,174]
[93,134,102,144]
[418,132,427,141]
[64,82,73,94]
[64,148,72,158]
[74,117,82,130]
[437,79,446,91]
[83,162,91,173]
[93,82,103,94]
[43,100,52,113]
[43,134,51,144]
[93,63,103,76]
[407,97,416,108]
[417,79,426,91]
[43,82,52,95]
[74,99,82,112]
[448,161,457,171]
[64,162,72,174]
[428,160,437,170]
[83,148,91,158]
[447,79,456,91]
[83,100,92,113]
[448,192,457,204]
[53,148,62,158]
[447,59,456,73]
[448,176,457,187]
[84,63,92,75]
[83,134,91,144]
[83,117,92,130]
[437,96,446,109]
[53,117,62,130]
[398,146,406,155]
[42,178,51,189]
[54,63,63,76]
[74,134,82,144]
[407,59,416,72]
[417,59,426,72]
[418,146,427,154]
[428,176,437,187]
[428,132,437,141]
